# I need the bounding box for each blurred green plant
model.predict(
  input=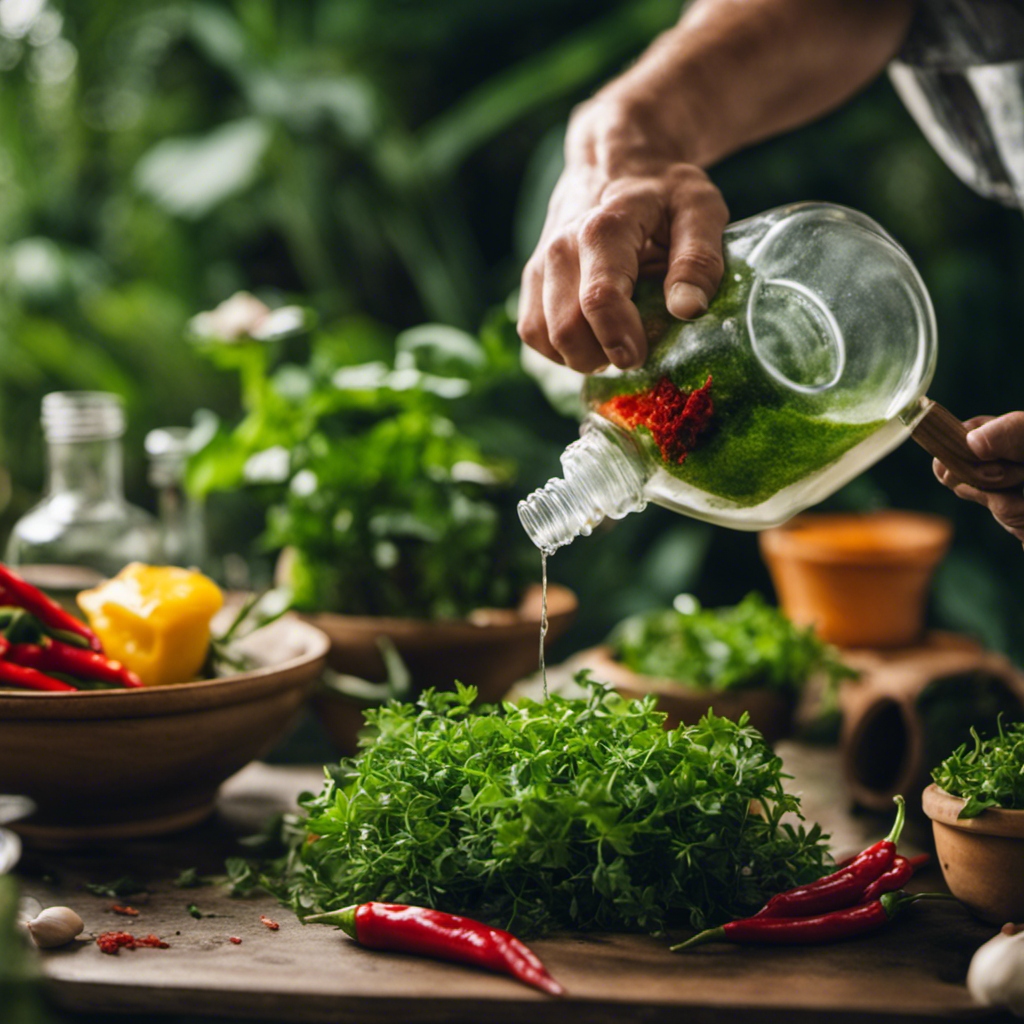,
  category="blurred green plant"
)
[186,296,541,618]
[608,591,855,697]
